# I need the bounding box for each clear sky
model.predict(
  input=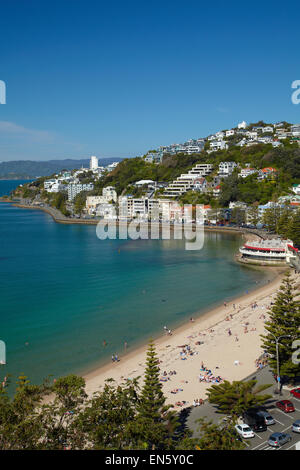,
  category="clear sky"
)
[0,0,299,161]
